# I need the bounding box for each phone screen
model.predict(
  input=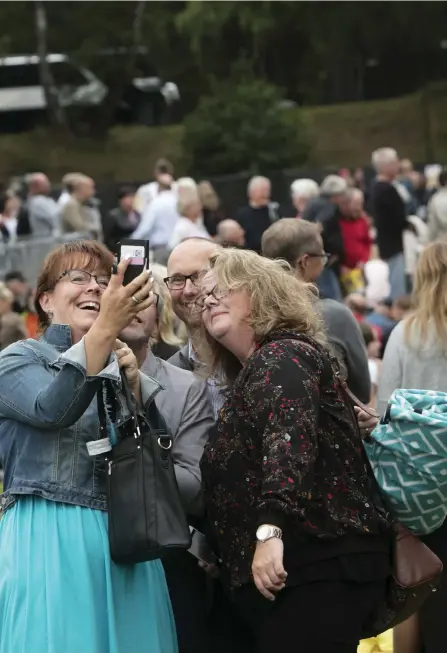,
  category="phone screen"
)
[120,245,145,267]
